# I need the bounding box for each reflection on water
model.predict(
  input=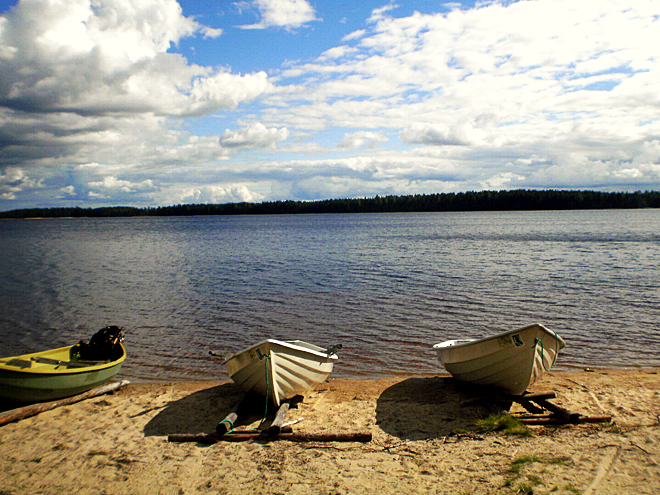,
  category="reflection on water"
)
[1,209,659,381]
